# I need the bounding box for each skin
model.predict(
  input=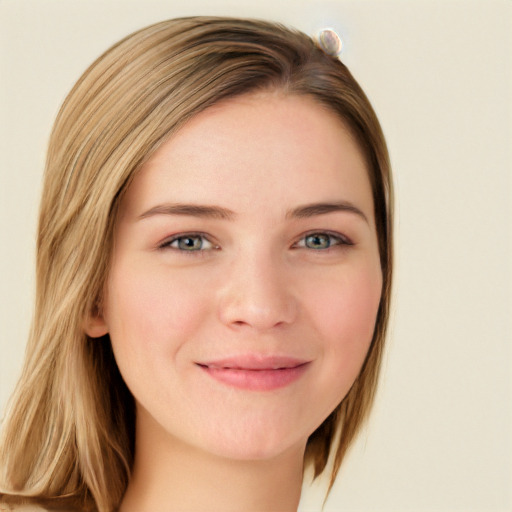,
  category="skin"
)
[87,91,382,511]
